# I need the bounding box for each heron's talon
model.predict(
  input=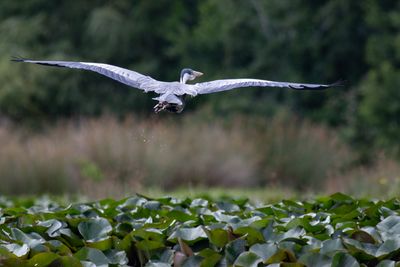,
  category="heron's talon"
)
[153,101,168,113]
